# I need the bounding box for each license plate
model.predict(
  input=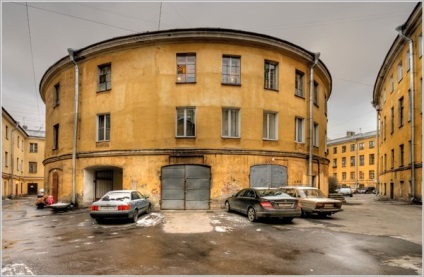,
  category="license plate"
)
[278,203,292,208]
[324,204,334,208]
[99,206,117,211]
